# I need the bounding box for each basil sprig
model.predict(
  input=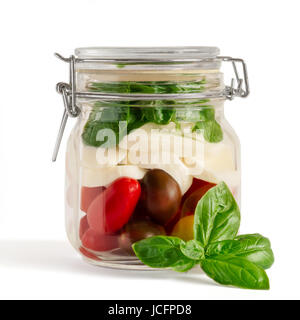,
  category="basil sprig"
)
[132,182,274,290]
